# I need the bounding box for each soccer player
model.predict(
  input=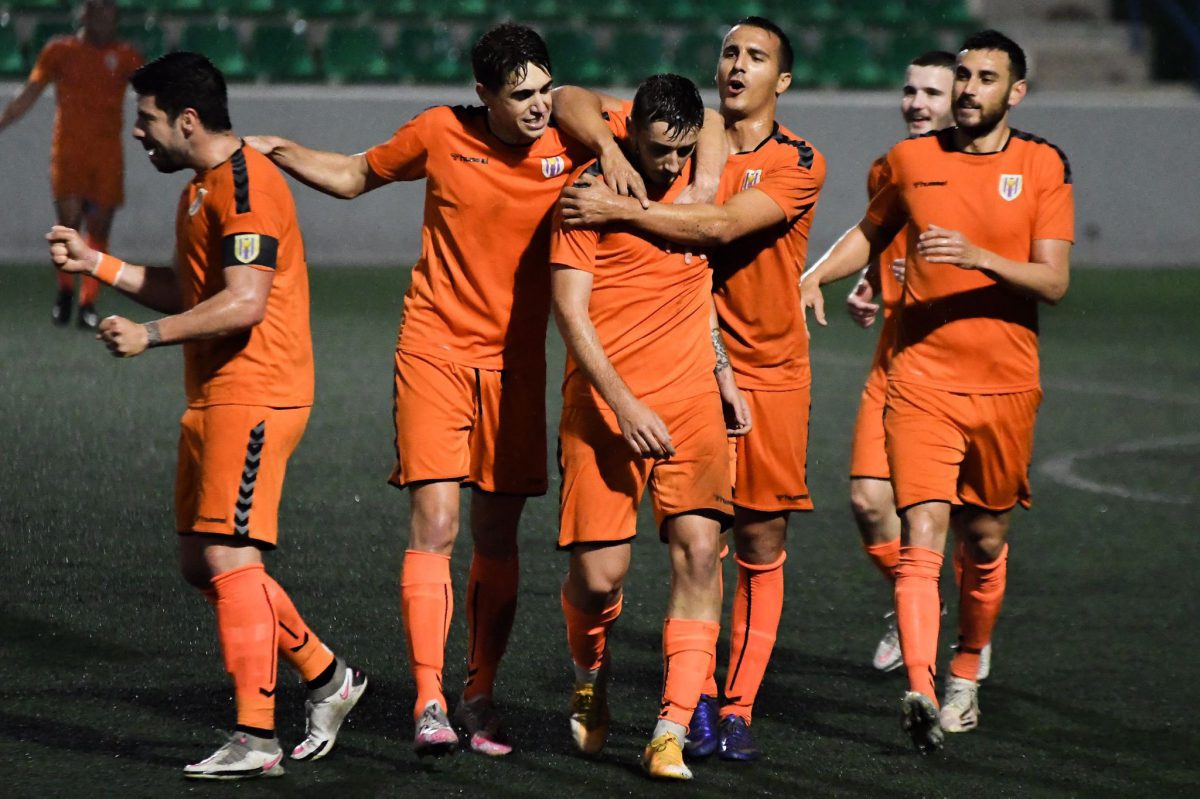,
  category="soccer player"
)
[801,30,1073,752]
[552,73,749,782]
[243,24,646,757]
[0,0,142,328]
[45,52,365,780]
[556,17,824,761]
